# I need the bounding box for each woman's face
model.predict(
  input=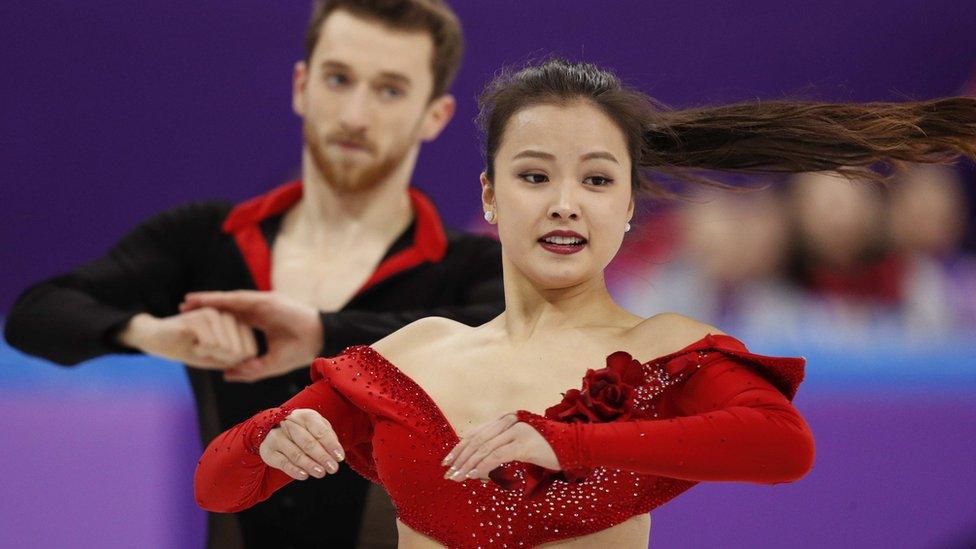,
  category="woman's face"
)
[483,100,634,290]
